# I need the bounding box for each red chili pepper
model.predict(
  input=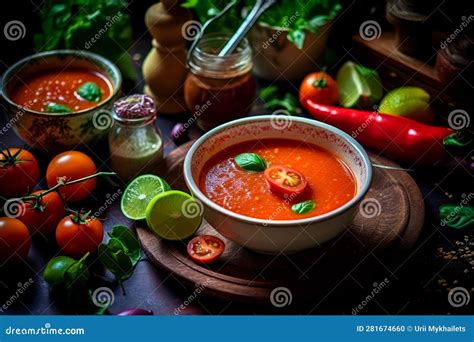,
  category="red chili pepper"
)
[302,99,464,166]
